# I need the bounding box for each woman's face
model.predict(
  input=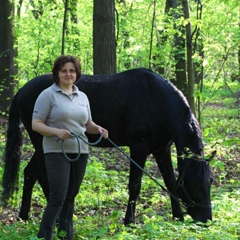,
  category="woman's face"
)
[58,62,77,86]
